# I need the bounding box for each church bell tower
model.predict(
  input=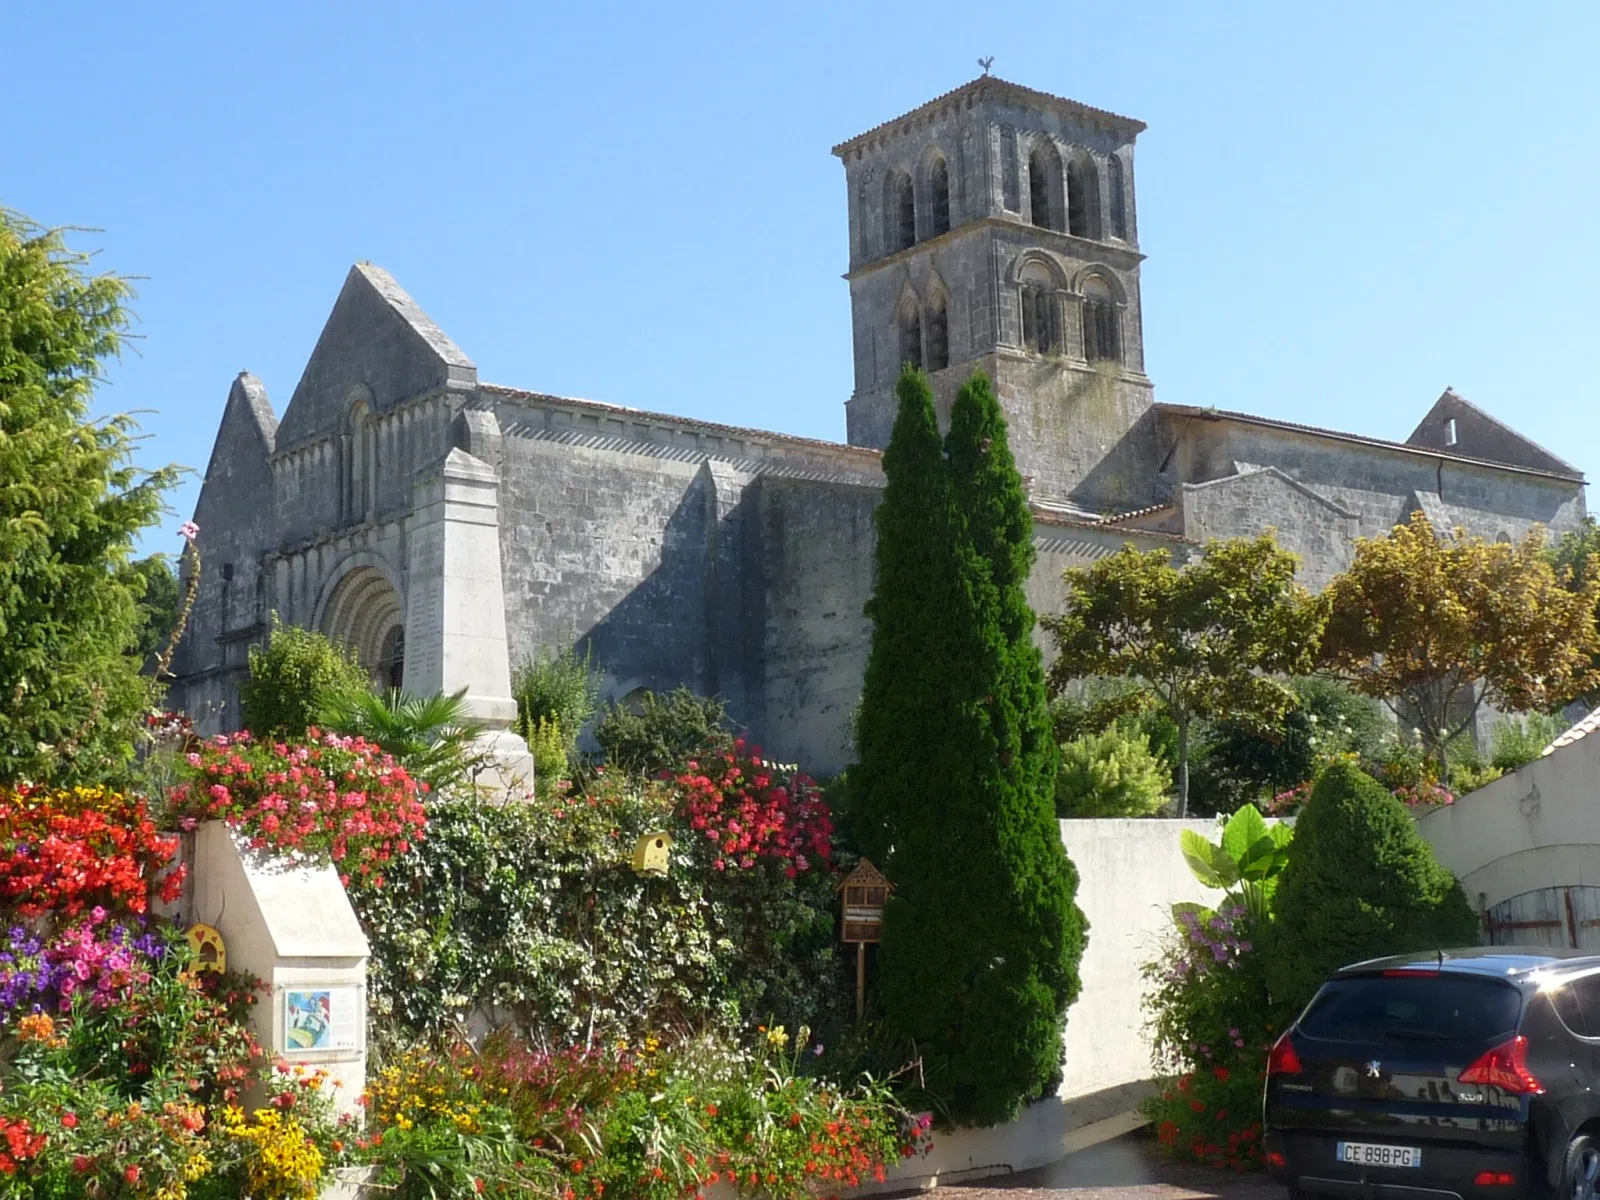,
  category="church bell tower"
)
[832,77,1160,512]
